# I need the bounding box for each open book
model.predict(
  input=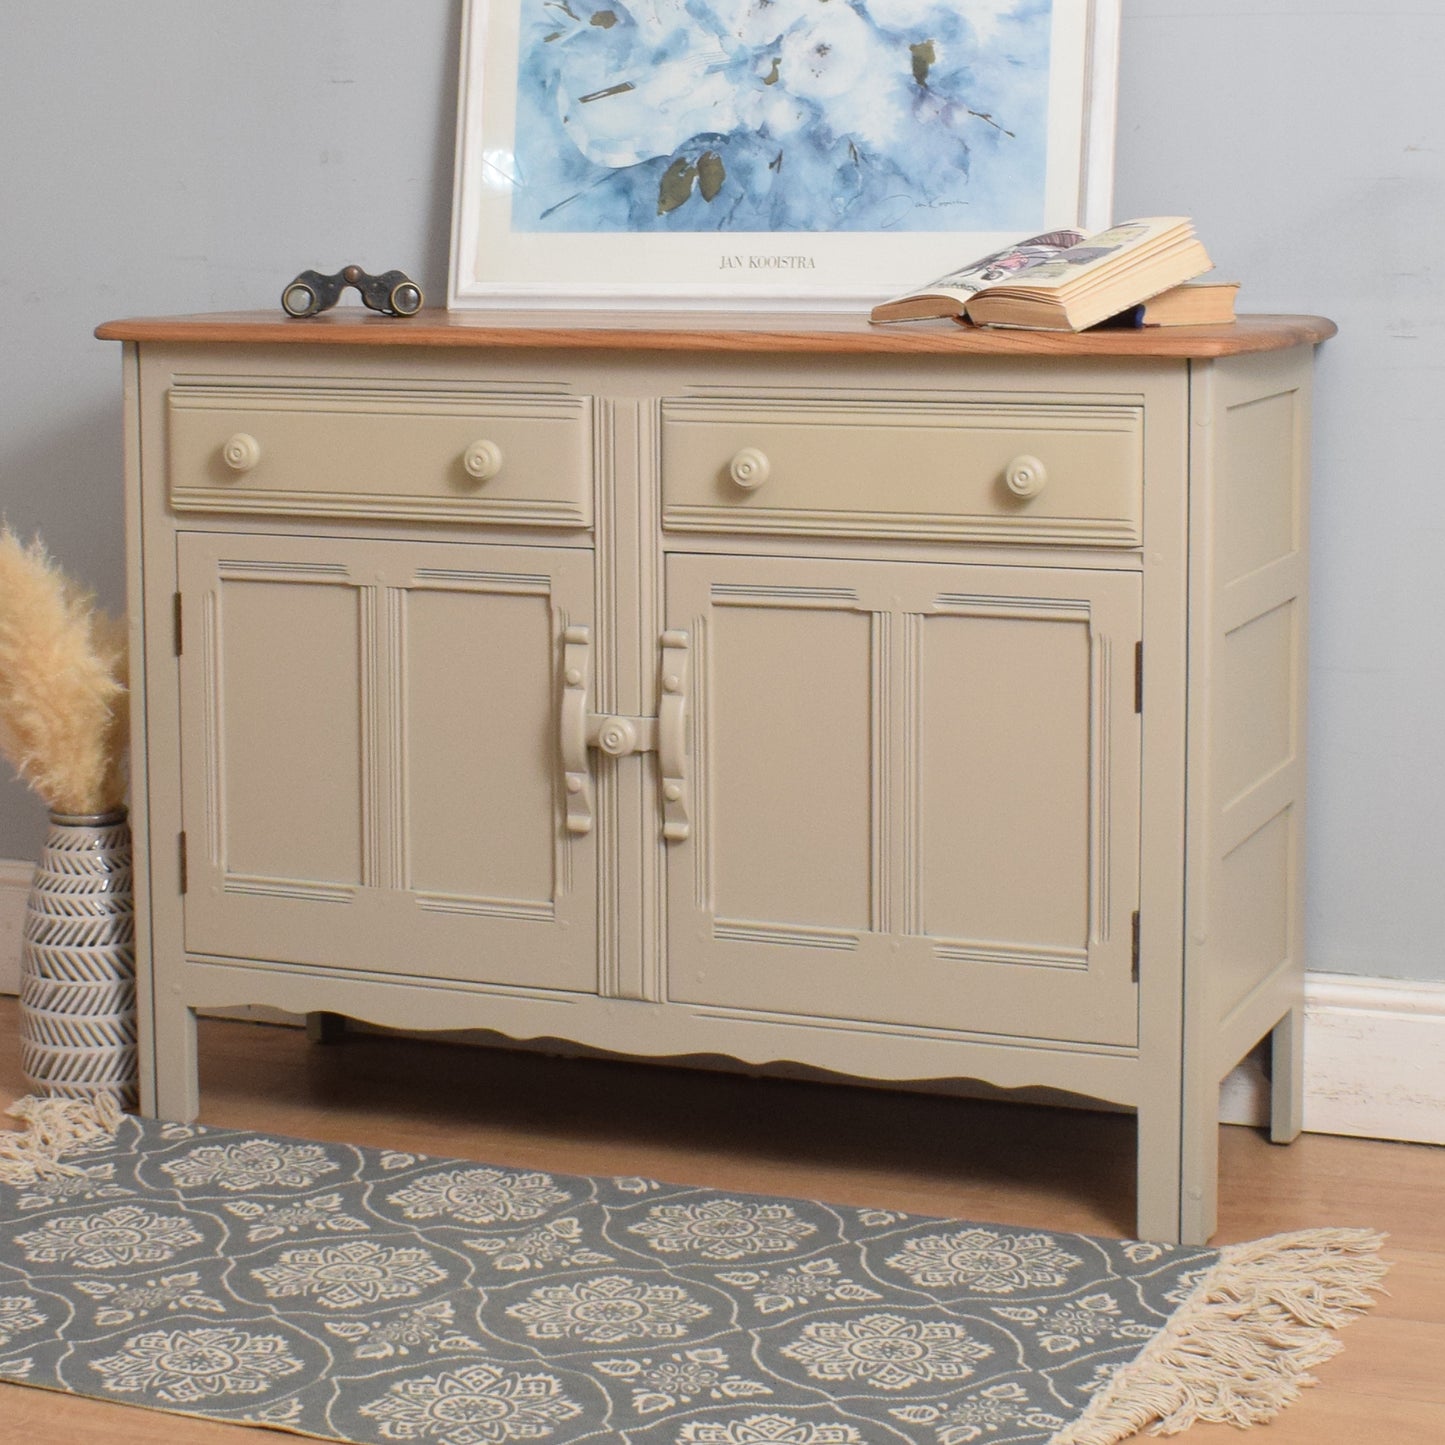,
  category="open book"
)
[870,218,1215,332]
